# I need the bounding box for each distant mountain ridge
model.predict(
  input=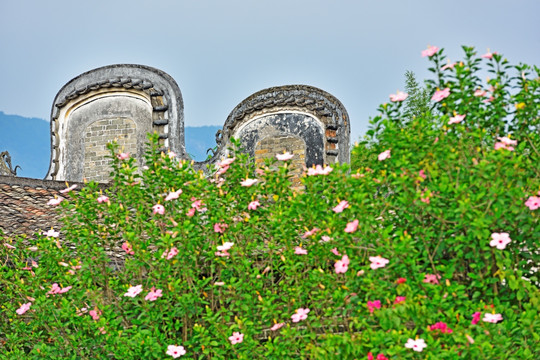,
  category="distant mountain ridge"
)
[0,111,220,179]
